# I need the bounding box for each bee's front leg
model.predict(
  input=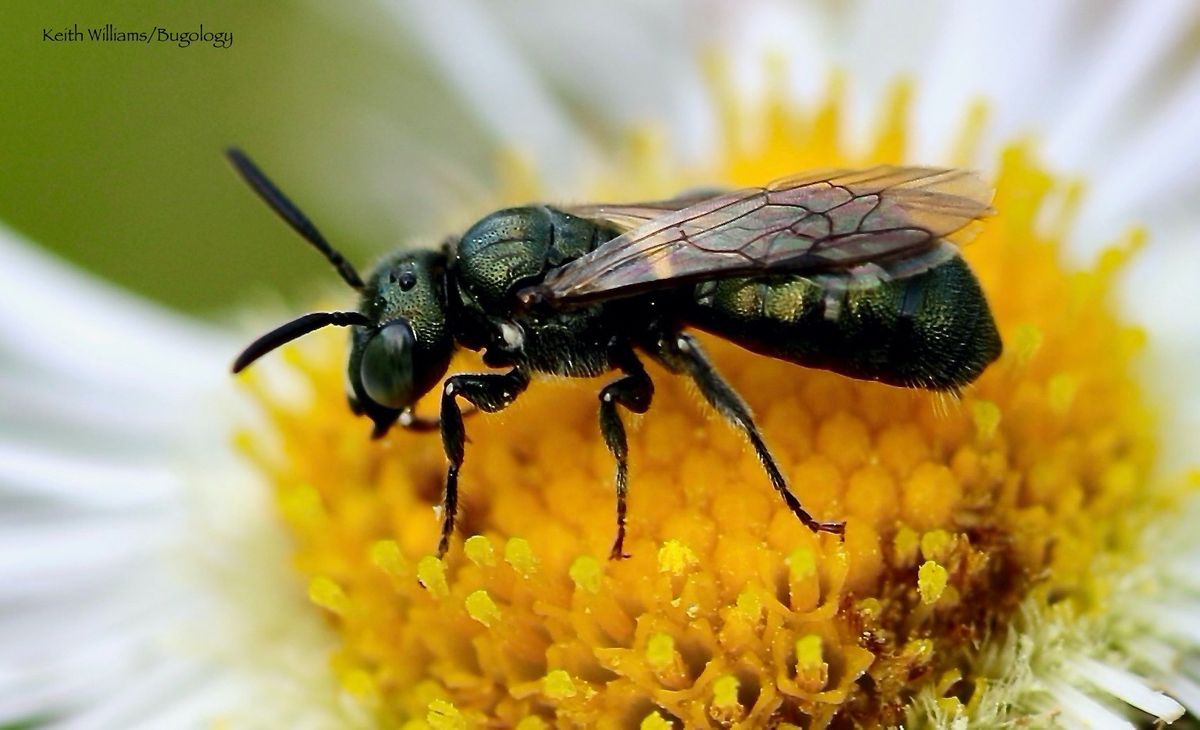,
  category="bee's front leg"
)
[436,368,530,557]
[396,405,480,433]
[597,345,654,560]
